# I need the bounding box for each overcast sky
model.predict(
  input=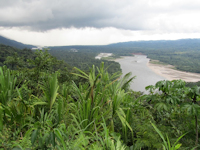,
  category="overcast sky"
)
[0,0,200,46]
